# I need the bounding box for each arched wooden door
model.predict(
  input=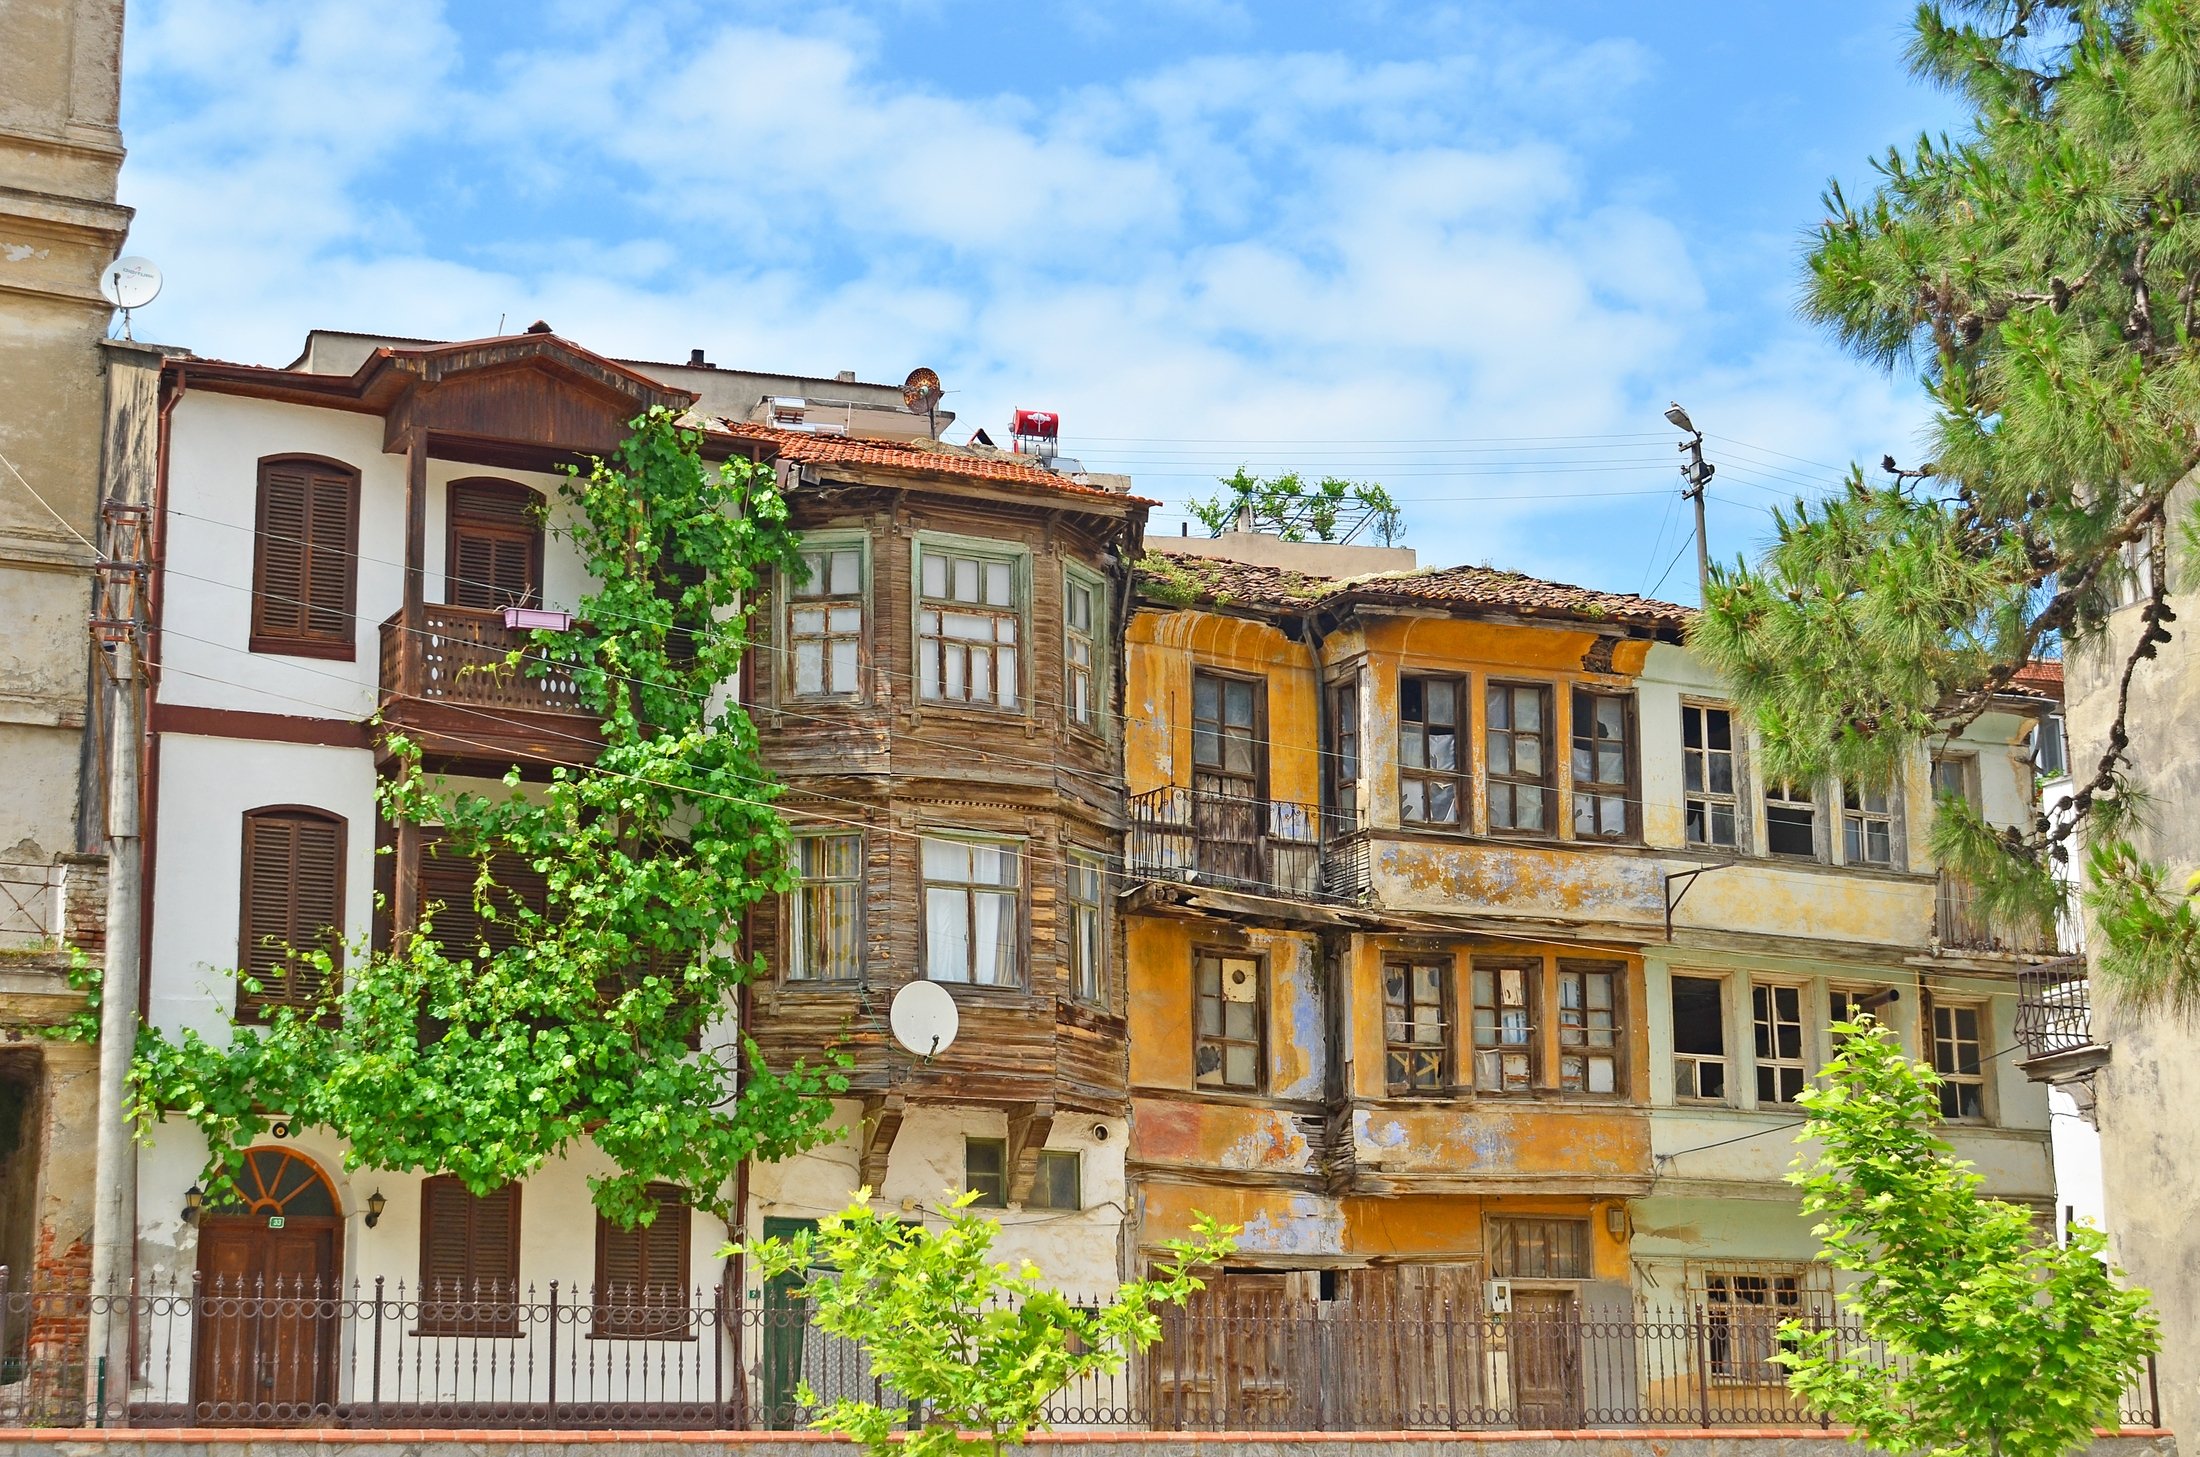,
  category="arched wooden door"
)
[192,1147,342,1424]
